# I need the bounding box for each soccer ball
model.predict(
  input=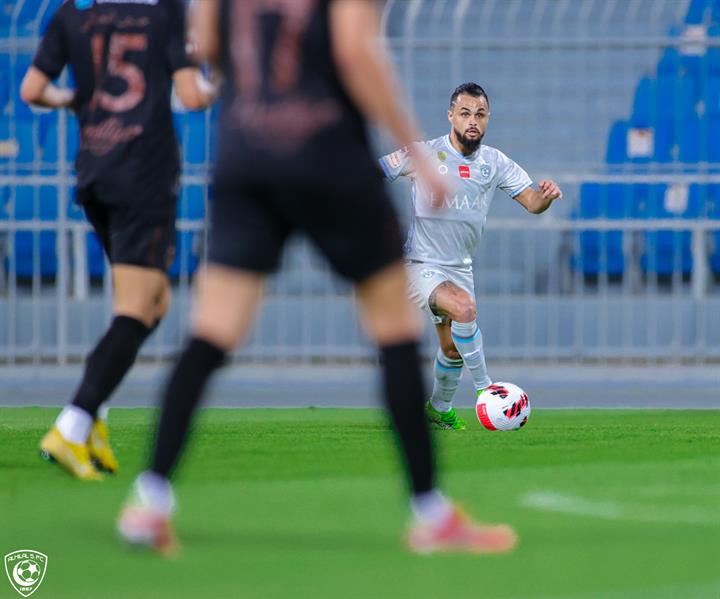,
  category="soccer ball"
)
[475,382,531,431]
[15,560,41,583]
